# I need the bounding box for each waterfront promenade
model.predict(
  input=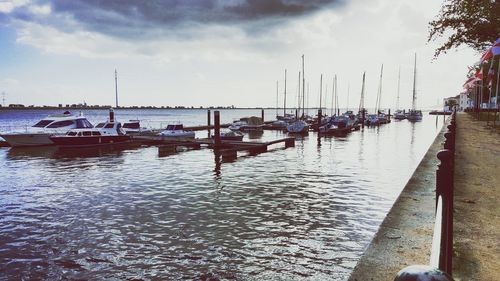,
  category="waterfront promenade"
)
[349,112,500,280]
[453,113,500,280]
